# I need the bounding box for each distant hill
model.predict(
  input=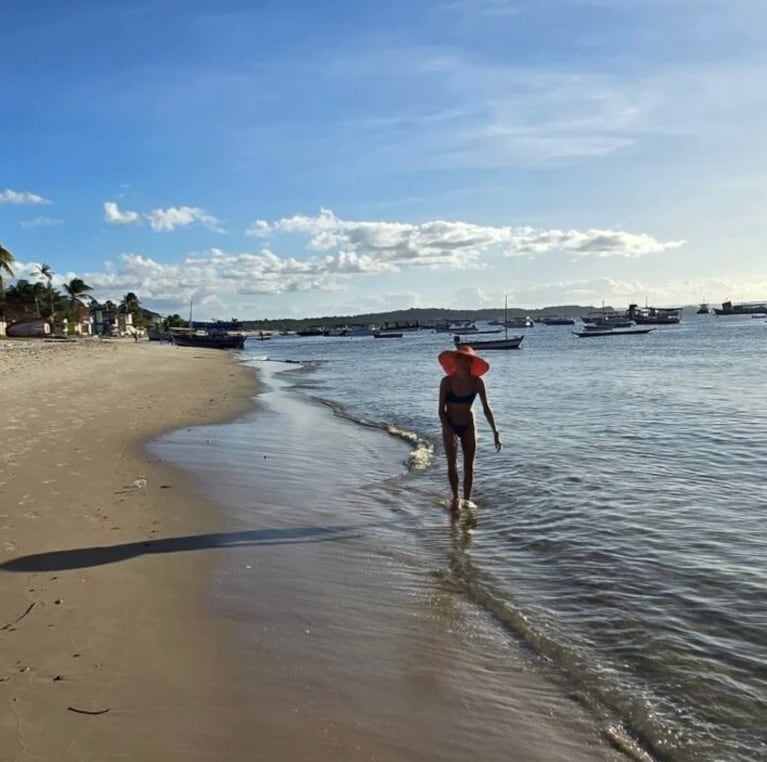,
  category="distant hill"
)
[238,303,707,331]
[240,305,608,331]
